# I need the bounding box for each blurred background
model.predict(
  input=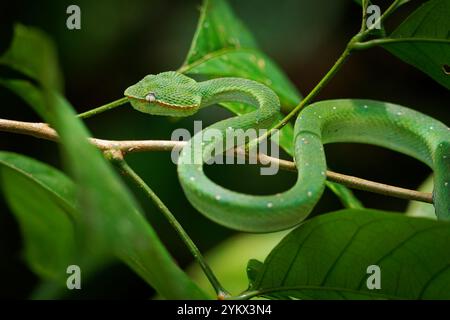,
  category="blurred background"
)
[0,0,448,298]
